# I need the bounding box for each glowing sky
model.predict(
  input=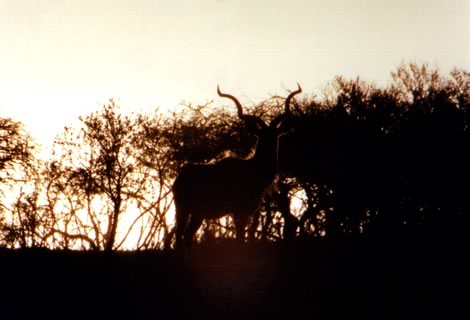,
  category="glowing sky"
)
[1,0,469,147]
